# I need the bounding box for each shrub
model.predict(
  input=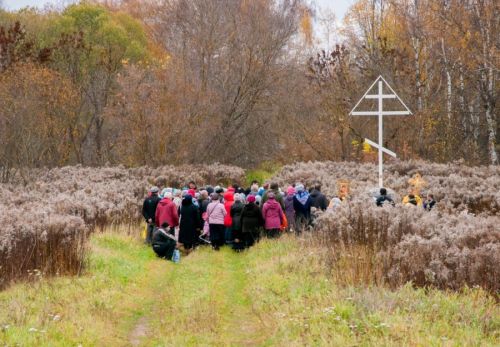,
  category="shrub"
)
[0,164,244,288]
[271,161,500,292]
